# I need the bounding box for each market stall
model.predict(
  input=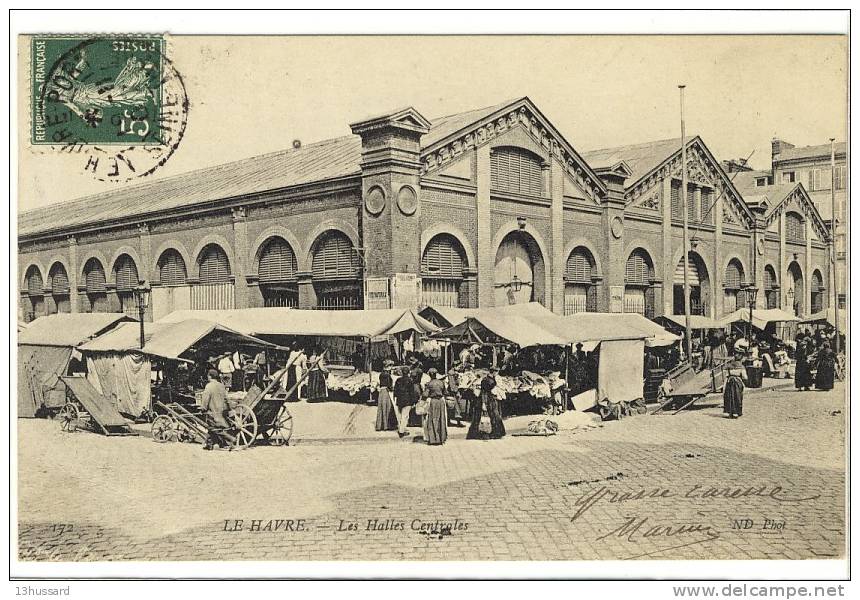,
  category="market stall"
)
[78,319,280,418]
[158,307,440,400]
[17,313,133,418]
[719,308,800,346]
